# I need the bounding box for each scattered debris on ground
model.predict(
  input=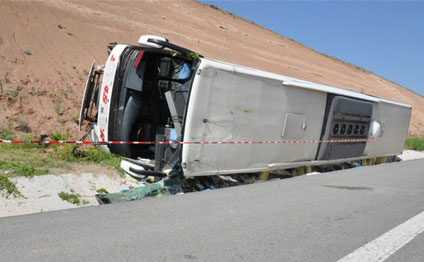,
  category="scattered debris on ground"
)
[93,154,406,205]
[1,151,423,218]
[96,181,167,204]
